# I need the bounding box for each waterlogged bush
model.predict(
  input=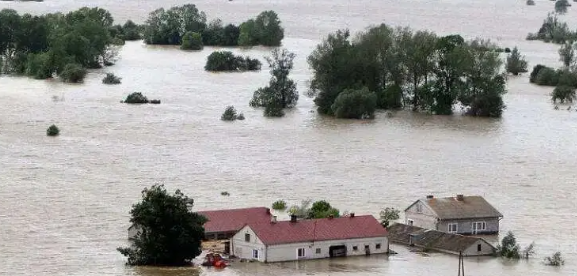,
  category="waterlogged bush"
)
[552,86,576,103]
[221,106,239,121]
[506,47,528,75]
[529,64,548,83]
[527,13,577,44]
[46,124,60,136]
[124,92,149,104]
[102,73,122,84]
[60,63,87,83]
[544,252,565,266]
[181,32,203,50]
[264,105,285,117]
[331,87,377,119]
[205,51,261,71]
[527,0,535,6]
[535,67,560,86]
[272,200,287,211]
